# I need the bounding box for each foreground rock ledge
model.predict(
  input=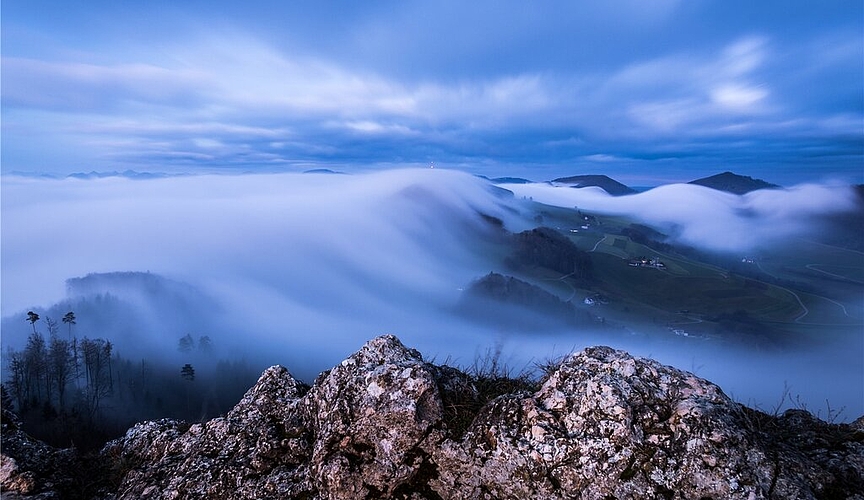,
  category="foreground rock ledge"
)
[2,335,863,499]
